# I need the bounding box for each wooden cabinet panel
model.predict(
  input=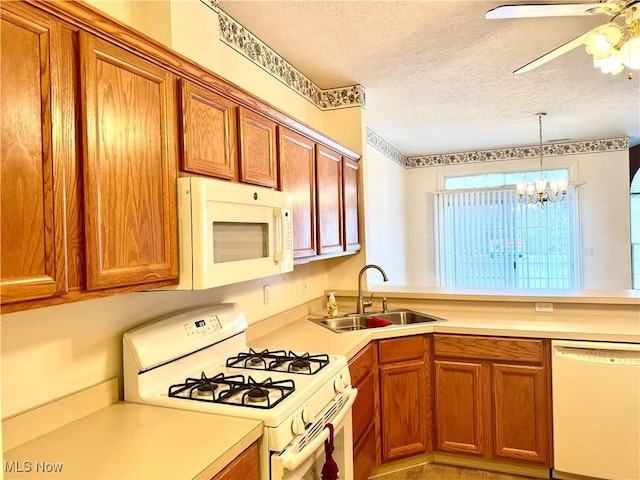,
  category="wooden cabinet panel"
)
[379,335,427,364]
[180,79,237,180]
[342,157,360,252]
[278,127,316,258]
[352,370,375,444]
[493,363,549,464]
[354,423,377,480]
[315,144,343,255]
[213,441,260,480]
[349,342,375,387]
[0,4,67,303]
[380,358,429,461]
[238,106,277,188]
[349,342,379,477]
[433,335,552,467]
[434,360,490,456]
[434,335,544,364]
[80,32,178,290]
